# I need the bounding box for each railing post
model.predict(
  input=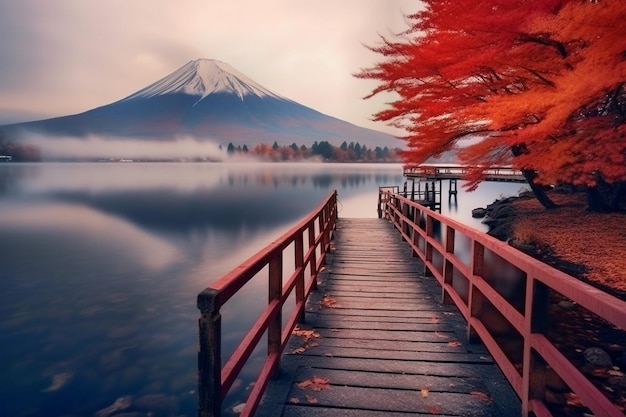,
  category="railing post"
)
[308,221,318,290]
[295,234,305,322]
[401,201,409,241]
[411,206,420,258]
[268,252,283,377]
[319,211,327,255]
[197,289,222,417]
[521,278,549,416]
[468,241,484,343]
[424,215,434,277]
[442,226,455,304]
